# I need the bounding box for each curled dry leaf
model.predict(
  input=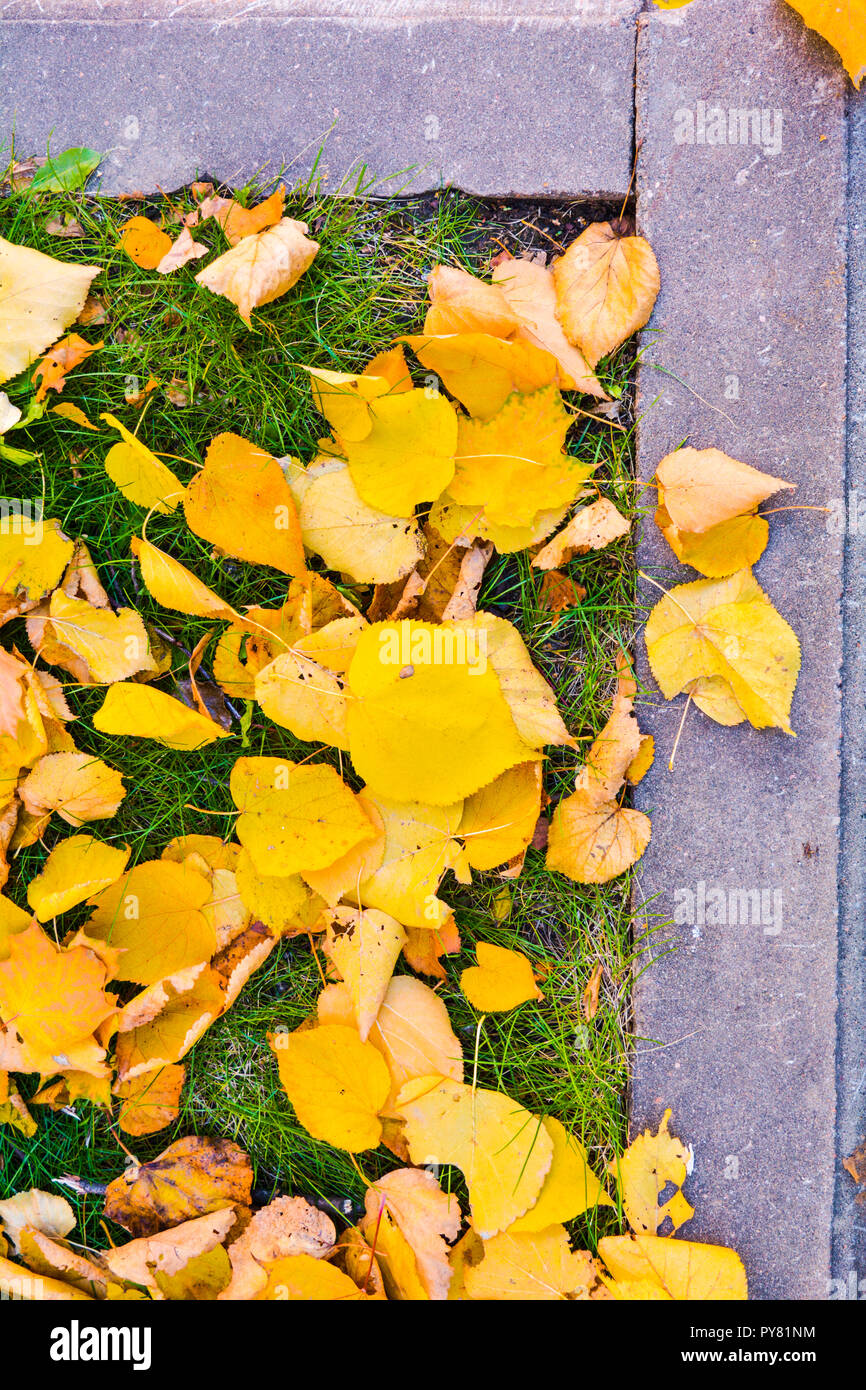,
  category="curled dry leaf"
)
[361,1168,461,1301]
[532,497,630,569]
[32,333,101,402]
[155,226,208,275]
[0,1188,75,1255]
[219,1195,335,1301]
[553,220,660,368]
[103,1135,252,1237]
[491,253,608,397]
[195,217,319,326]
